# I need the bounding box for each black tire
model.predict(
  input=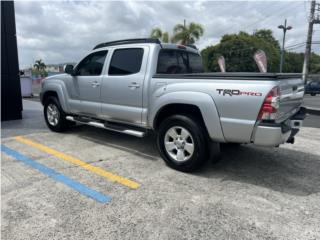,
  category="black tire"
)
[157,115,209,172]
[44,96,70,132]
[311,93,316,96]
